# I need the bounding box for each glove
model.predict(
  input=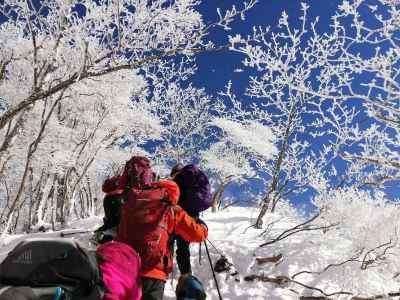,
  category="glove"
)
[196,218,208,229]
